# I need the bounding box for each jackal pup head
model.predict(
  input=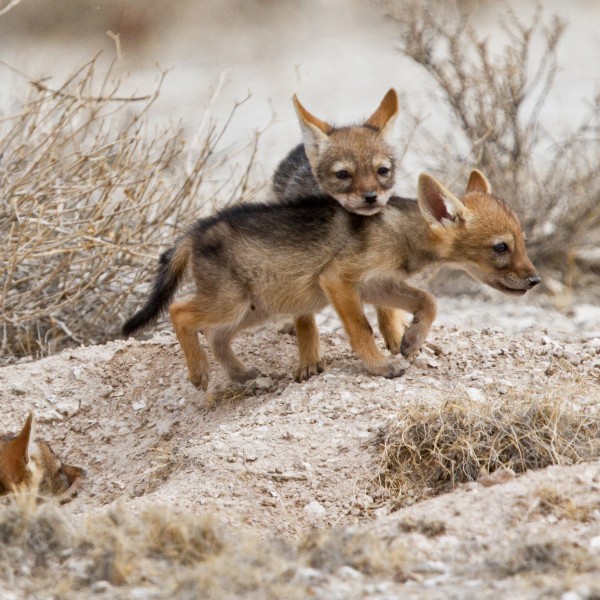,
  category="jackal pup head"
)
[293,89,398,215]
[0,413,85,500]
[418,170,541,295]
